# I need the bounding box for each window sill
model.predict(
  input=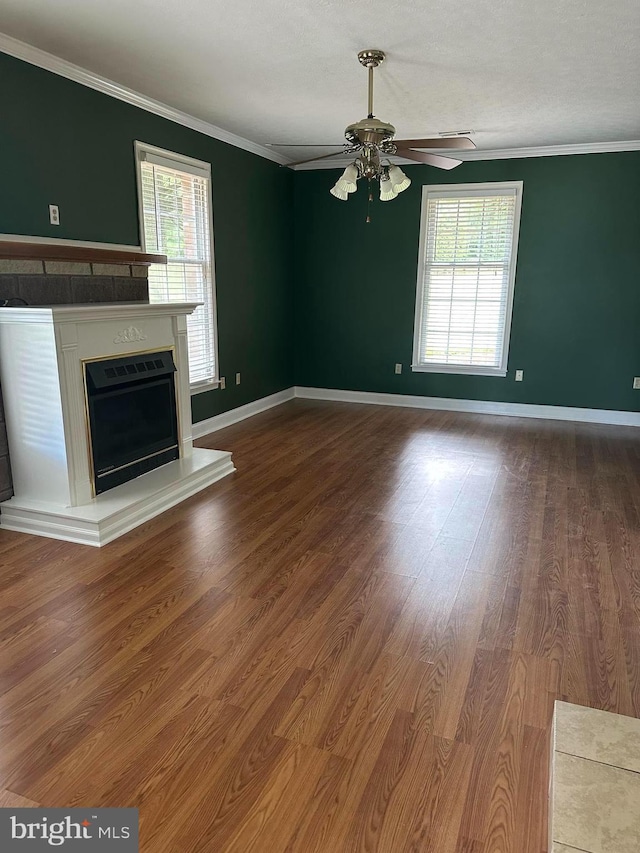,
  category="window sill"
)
[190,379,220,396]
[411,364,507,378]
